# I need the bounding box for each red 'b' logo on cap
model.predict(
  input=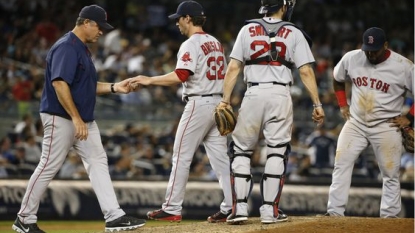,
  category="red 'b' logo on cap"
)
[368,36,374,44]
